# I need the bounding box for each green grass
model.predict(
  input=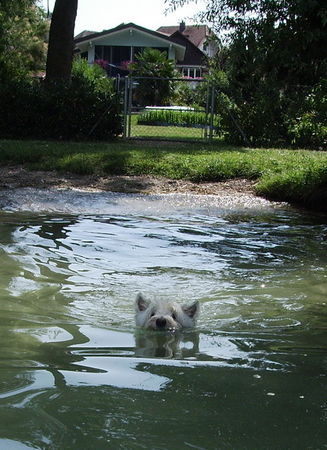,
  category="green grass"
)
[129,114,207,140]
[131,123,206,140]
[0,139,326,211]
